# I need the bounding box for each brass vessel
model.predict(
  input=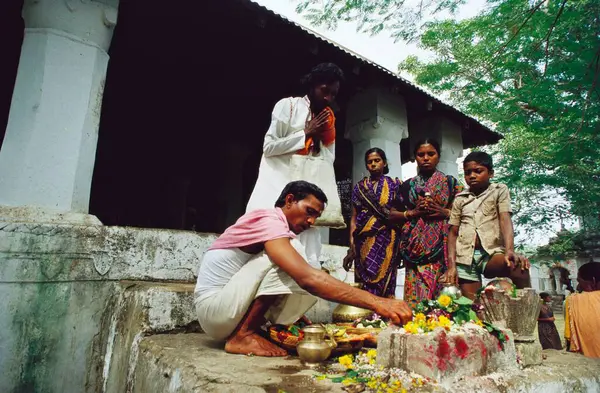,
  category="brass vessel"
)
[440,283,462,299]
[296,325,336,366]
[332,283,373,323]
